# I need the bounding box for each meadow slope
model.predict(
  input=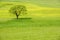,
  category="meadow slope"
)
[0,2,60,40]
